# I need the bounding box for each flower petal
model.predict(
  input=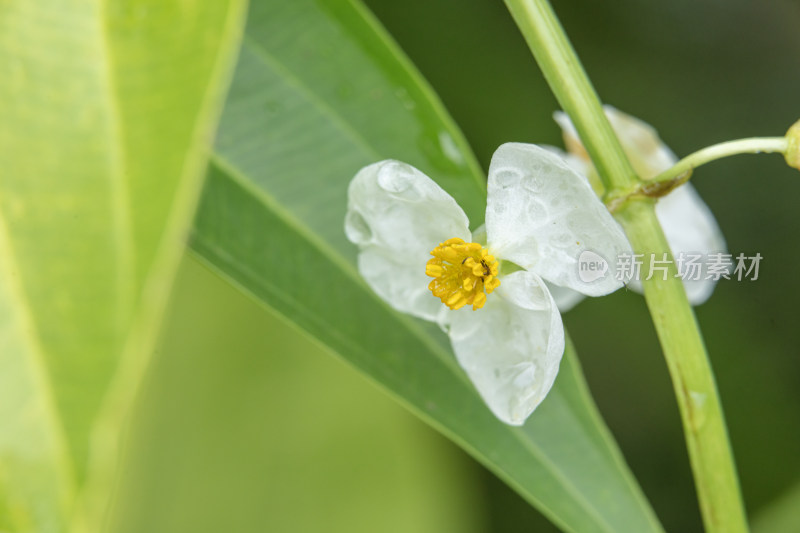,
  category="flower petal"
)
[554,106,677,179]
[554,107,727,305]
[545,281,586,313]
[345,160,471,320]
[486,143,632,296]
[540,145,592,176]
[602,110,726,304]
[447,270,564,425]
[357,248,447,321]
